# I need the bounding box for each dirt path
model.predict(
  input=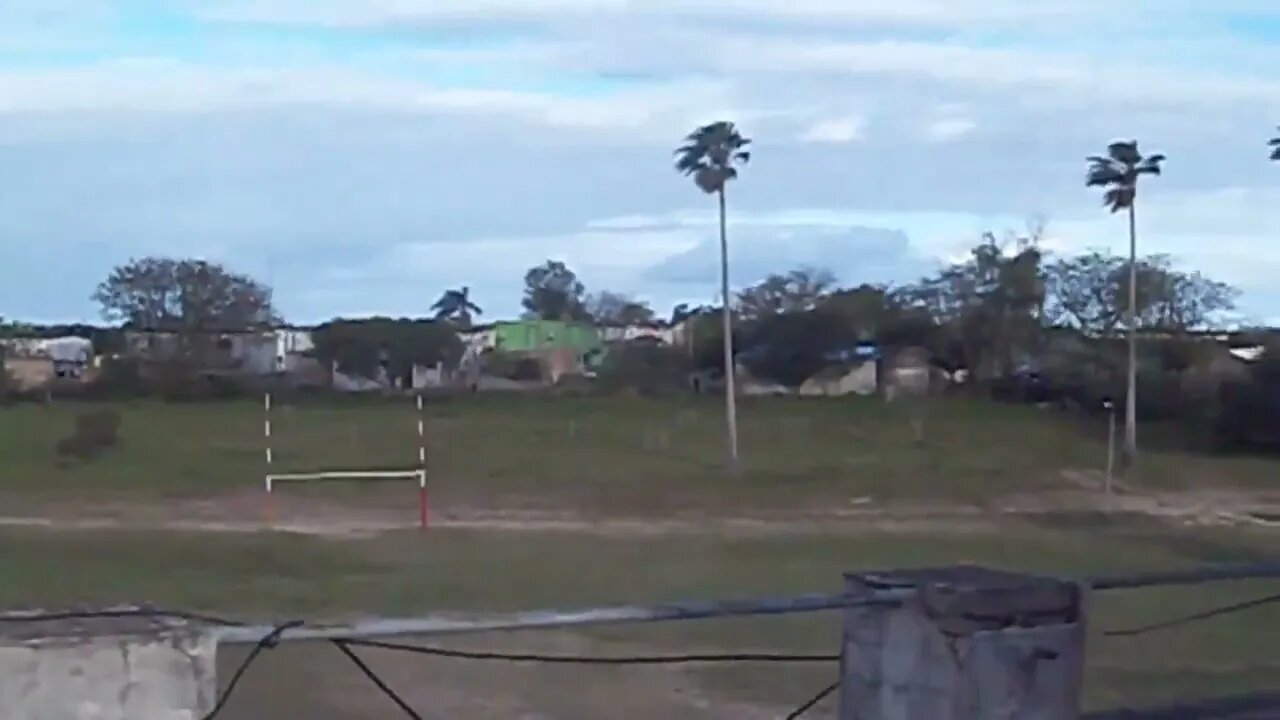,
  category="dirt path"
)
[2,481,1278,539]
